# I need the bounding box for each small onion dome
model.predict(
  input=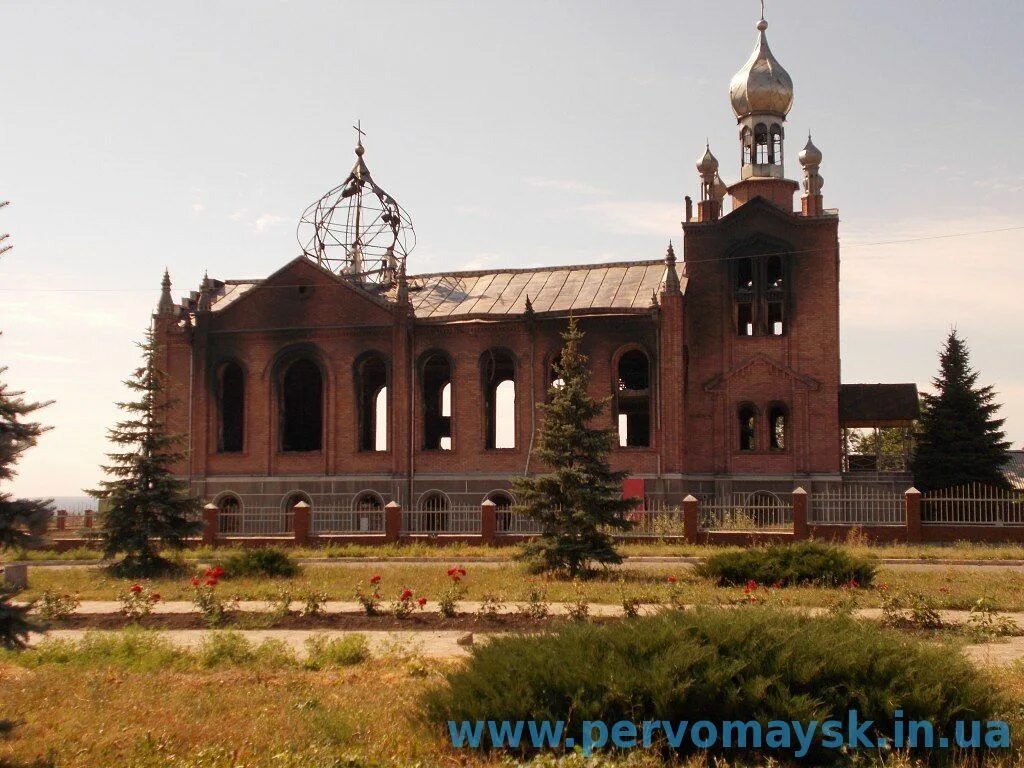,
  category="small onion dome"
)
[799,134,822,166]
[696,144,719,175]
[729,17,794,118]
[712,172,728,200]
